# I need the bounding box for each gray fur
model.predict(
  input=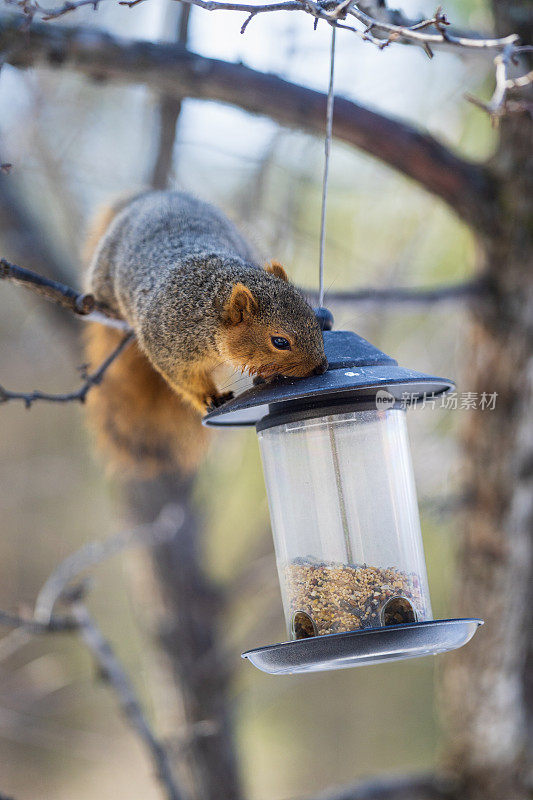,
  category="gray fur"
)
[86,190,325,390]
